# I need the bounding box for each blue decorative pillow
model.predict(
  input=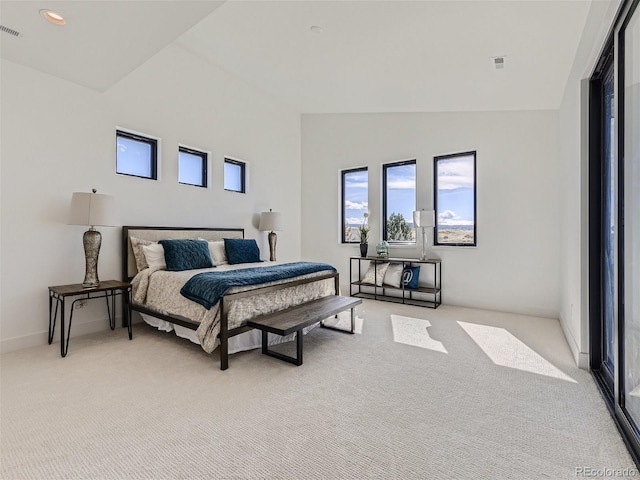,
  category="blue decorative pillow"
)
[158,239,214,272]
[402,266,420,289]
[224,238,262,265]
